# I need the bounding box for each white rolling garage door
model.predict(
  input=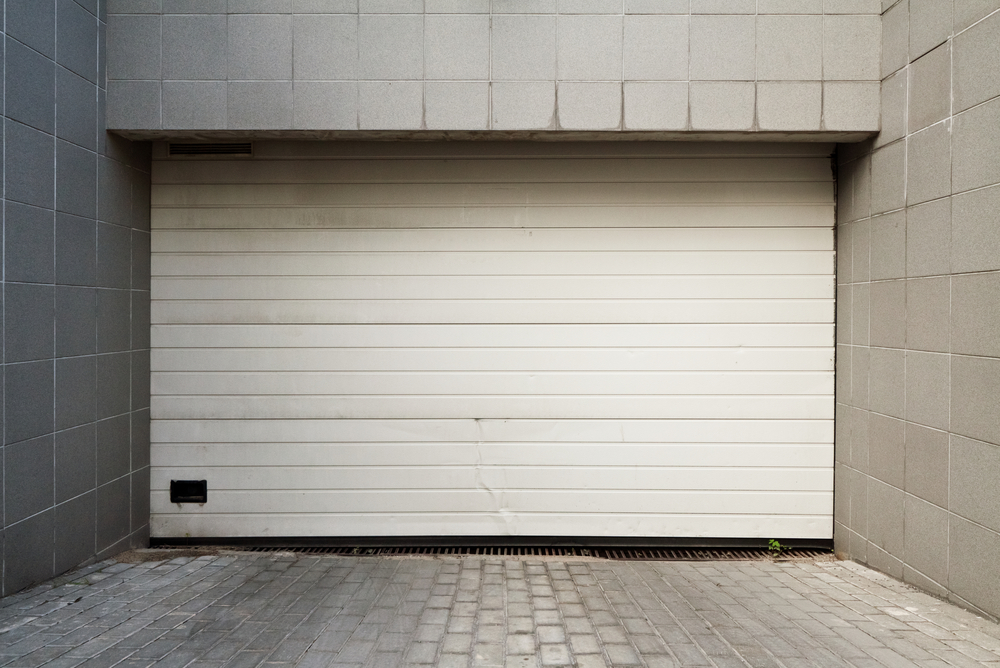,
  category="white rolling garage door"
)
[150,142,835,540]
